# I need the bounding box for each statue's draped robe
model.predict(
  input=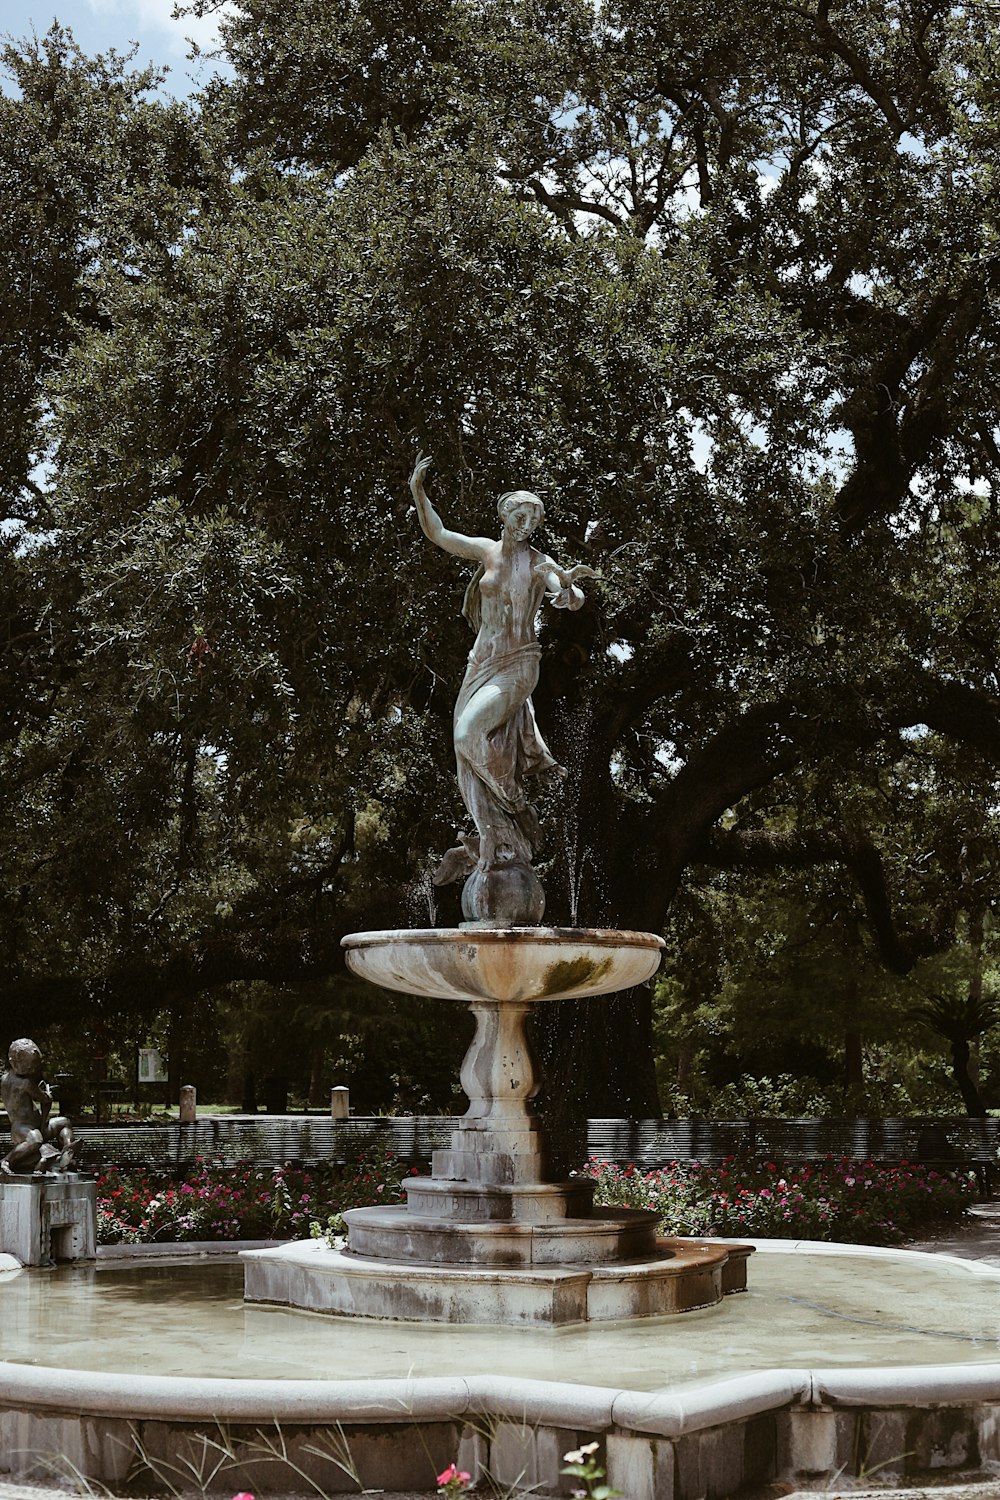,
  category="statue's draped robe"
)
[441,559,562,876]
[455,640,560,869]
